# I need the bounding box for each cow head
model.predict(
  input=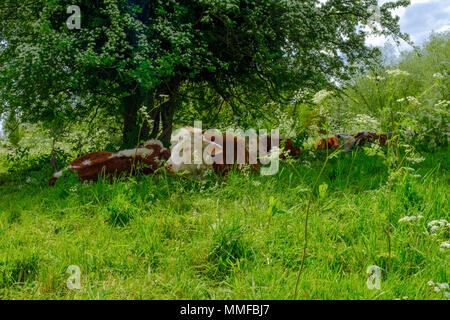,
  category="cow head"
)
[165,127,223,174]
